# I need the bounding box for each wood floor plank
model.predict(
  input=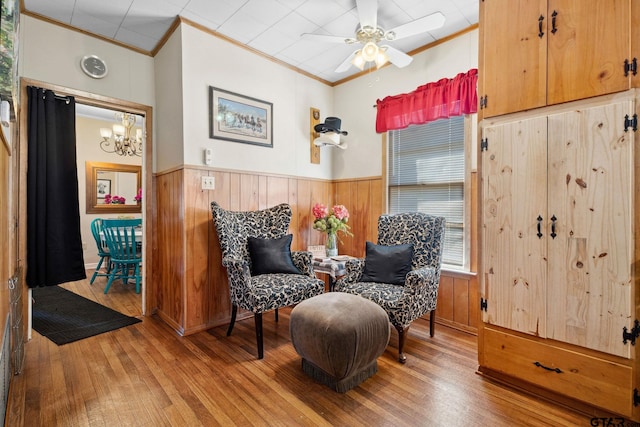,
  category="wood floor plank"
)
[7,271,594,426]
